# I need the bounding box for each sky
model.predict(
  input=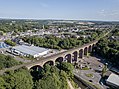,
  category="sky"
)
[0,0,119,21]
